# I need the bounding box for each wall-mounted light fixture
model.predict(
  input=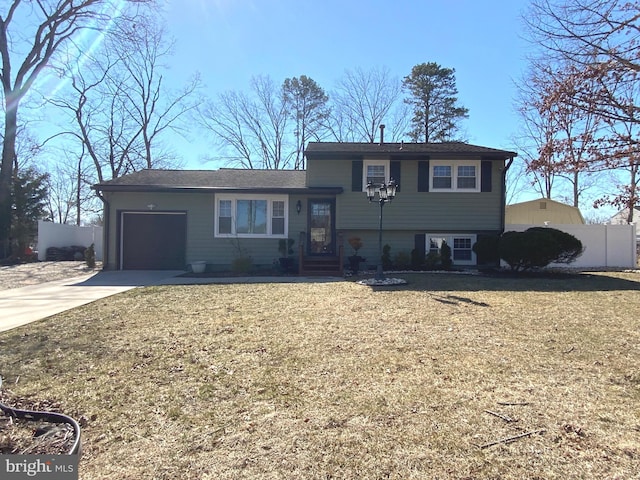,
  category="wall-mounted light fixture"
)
[147,203,156,210]
[296,200,302,214]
